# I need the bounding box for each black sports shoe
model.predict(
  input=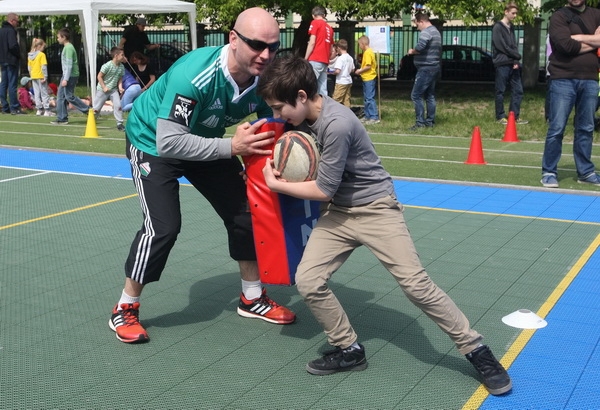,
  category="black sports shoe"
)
[306,343,368,375]
[466,345,512,395]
